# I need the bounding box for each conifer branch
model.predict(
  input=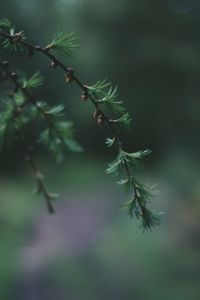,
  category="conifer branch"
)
[0,20,162,229]
[0,59,82,157]
[46,30,78,57]
[25,152,55,213]
[0,57,81,211]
